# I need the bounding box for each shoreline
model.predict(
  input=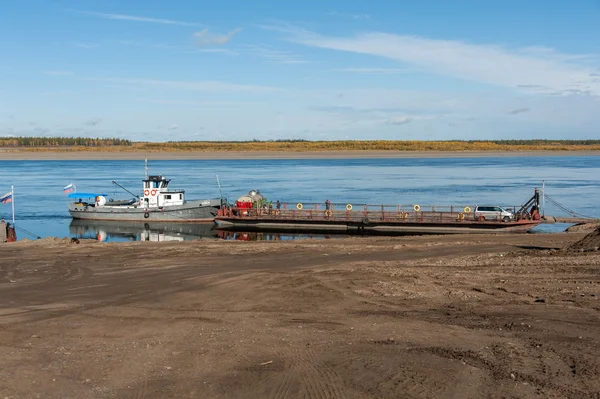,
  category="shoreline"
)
[2,149,600,160]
